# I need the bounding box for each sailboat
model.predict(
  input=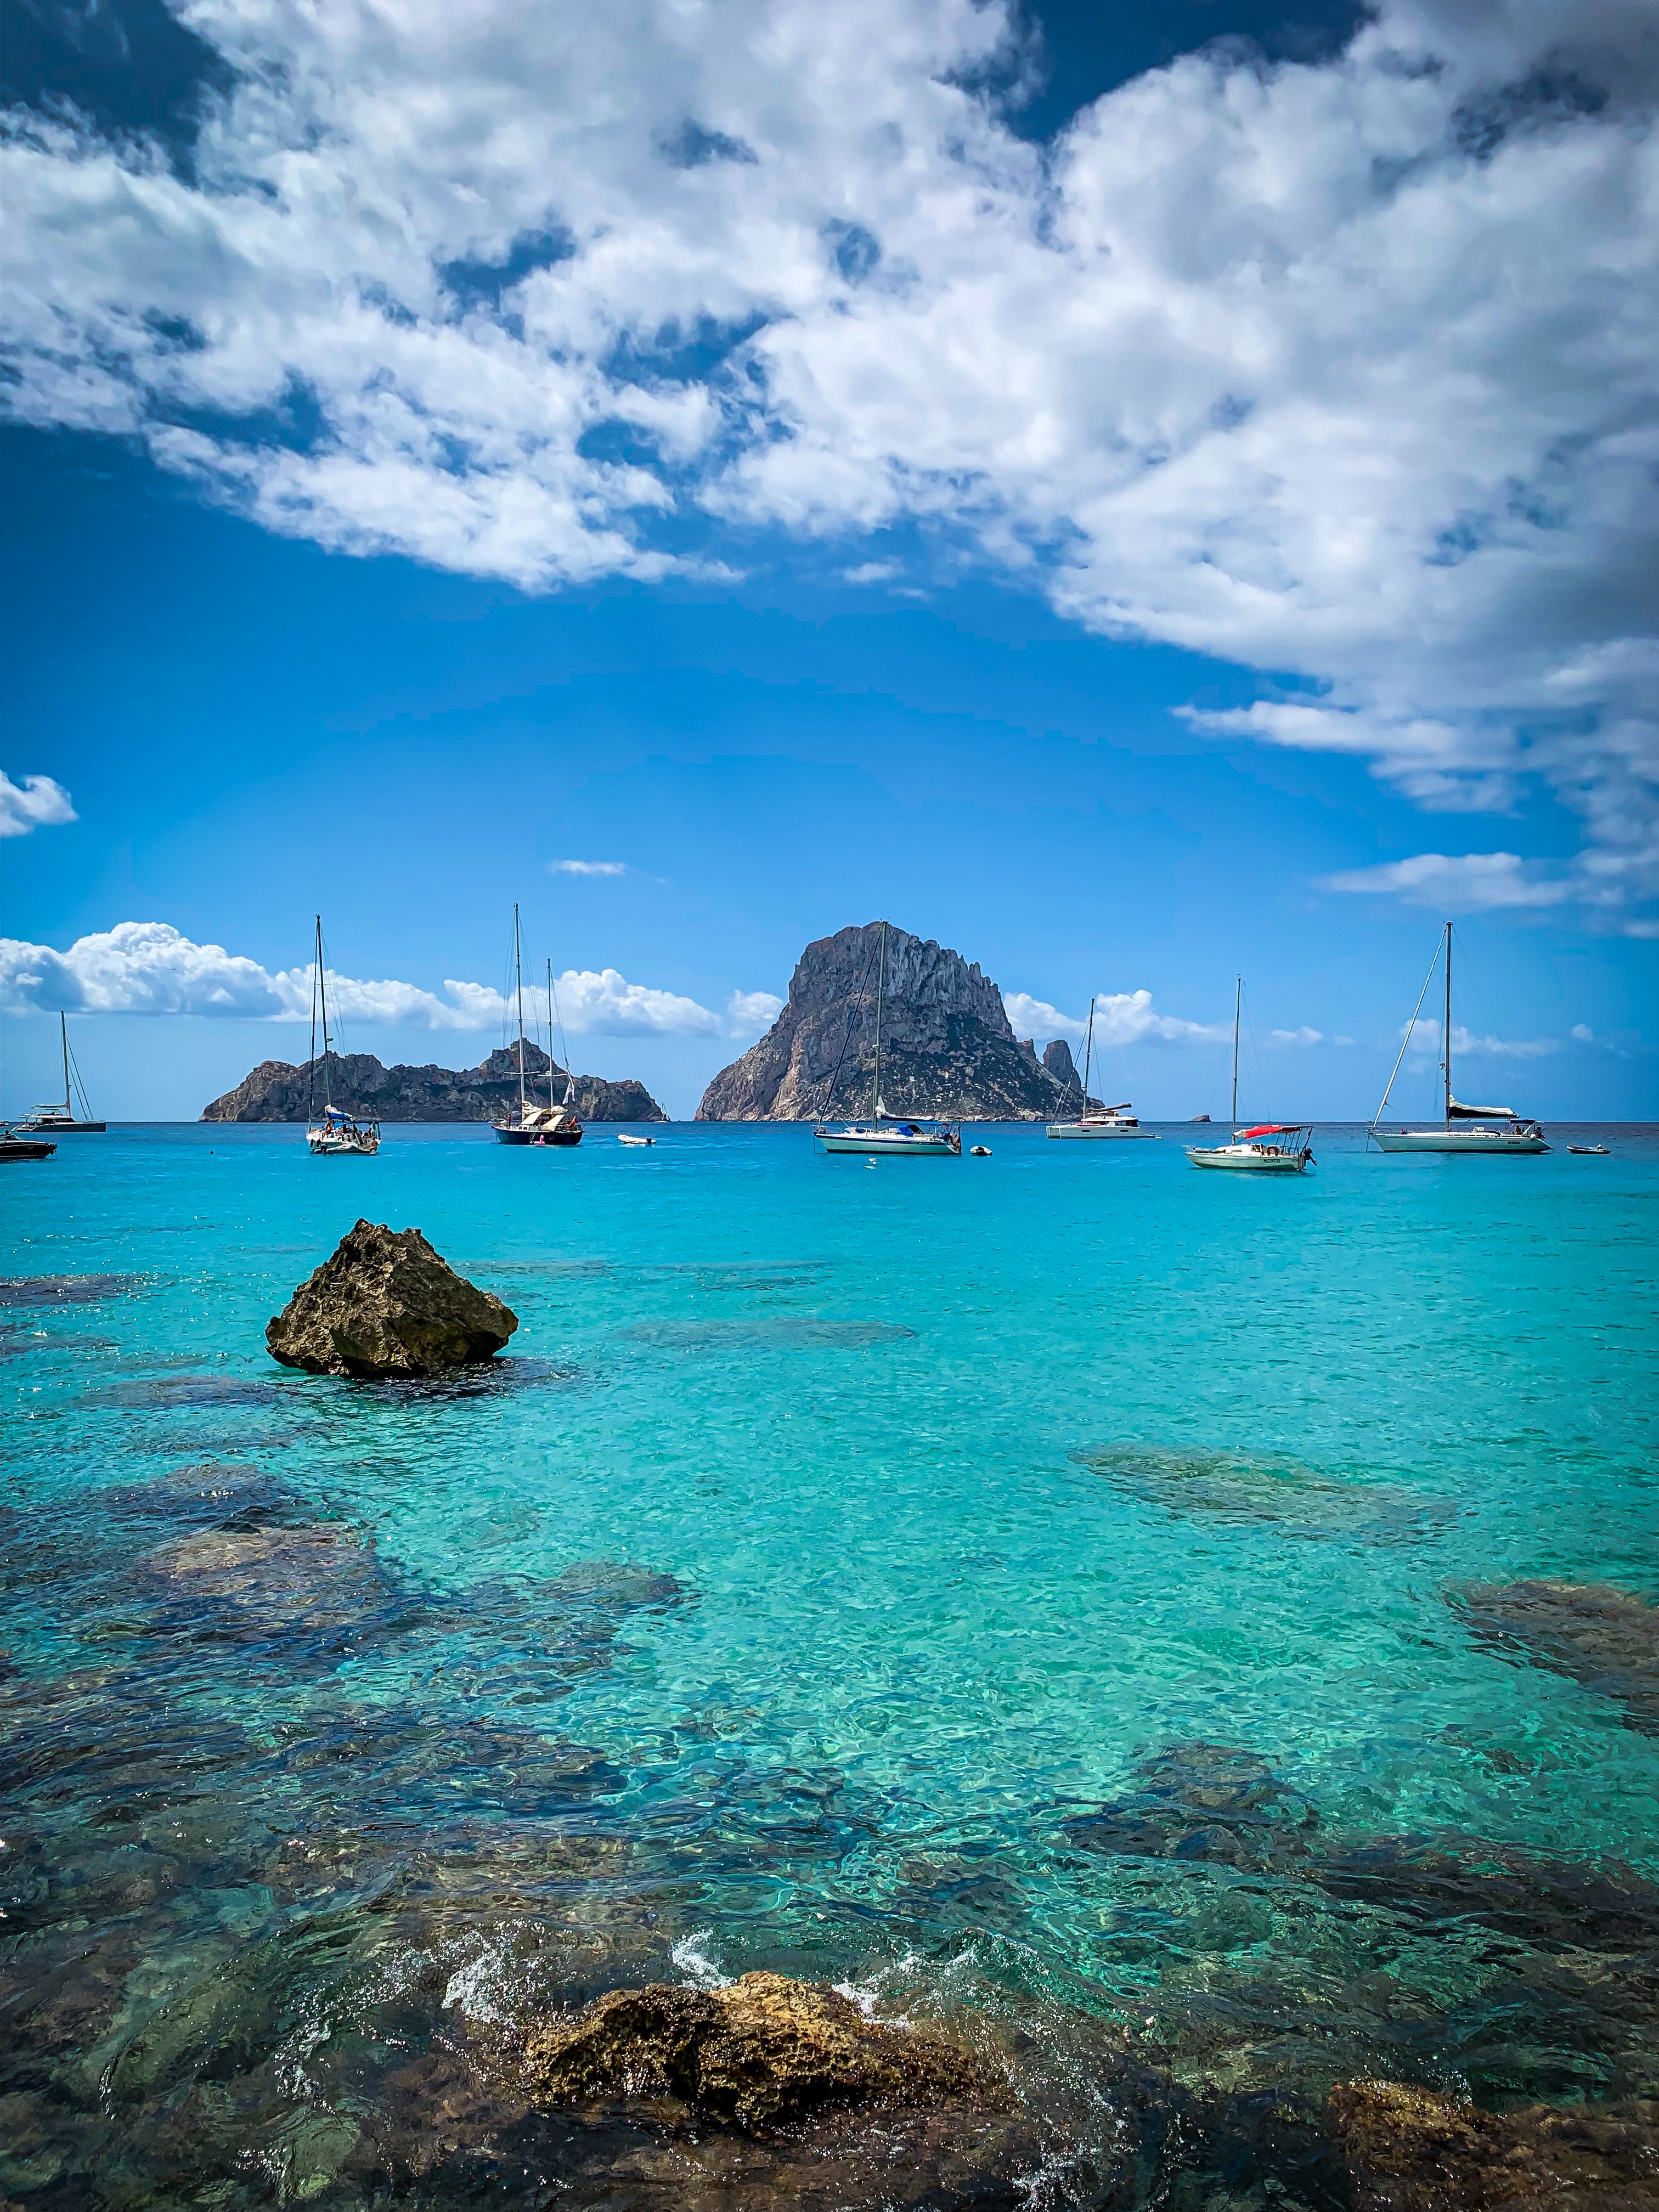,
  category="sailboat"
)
[1370,923,1548,1154]
[1186,977,1313,1173]
[304,917,380,1155]
[493,916,583,1146]
[814,922,961,1156]
[20,1014,105,1133]
[1046,997,1155,1138]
